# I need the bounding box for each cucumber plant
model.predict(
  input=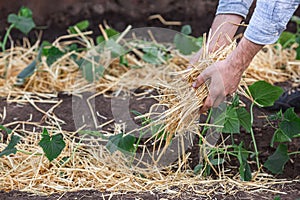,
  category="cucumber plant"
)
[195,81,285,180]
[277,15,300,59]
[1,6,36,52]
[0,126,66,162]
[265,107,300,174]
